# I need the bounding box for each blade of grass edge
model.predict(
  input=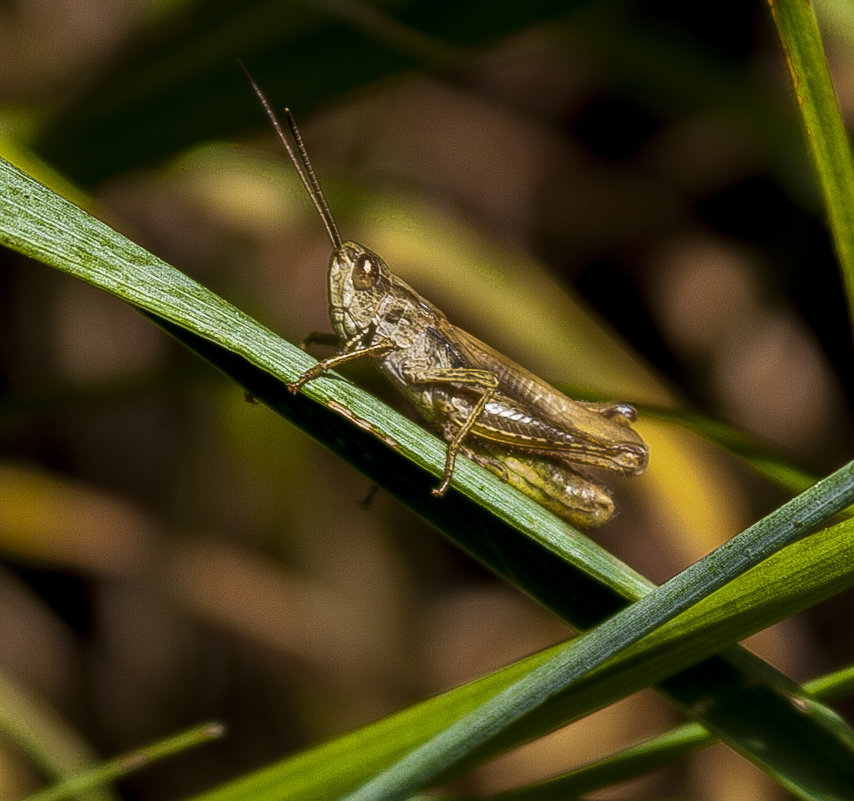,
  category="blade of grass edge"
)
[768,0,854,334]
